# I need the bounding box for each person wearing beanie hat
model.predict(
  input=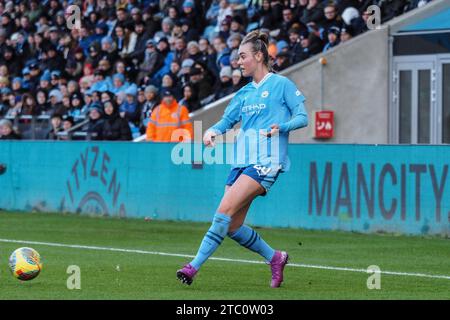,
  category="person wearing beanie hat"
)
[125,85,138,97]
[273,51,291,72]
[101,36,114,46]
[40,69,51,81]
[231,69,242,78]
[154,18,174,41]
[290,30,313,63]
[186,41,202,61]
[100,35,118,63]
[219,54,231,67]
[51,70,61,79]
[22,67,31,76]
[113,73,125,84]
[48,89,63,104]
[84,102,105,140]
[229,49,240,70]
[276,40,289,54]
[227,33,243,50]
[181,0,199,32]
[231,68,246,91]
[161,88,174,98]
[12,77,23,93]
[87,42,102,67]
[119,84,140,125]
[219,66,232,79]
[140,85,160,133]
[50,70,62,88]
[340,25,354,43]
[0,119,21,140]
[215,66,234,100]
[323,26,341,52]
[181,58,195,70]
[183,0,195,8]
[111,73,129,95]
[70,92,84,113]
[145,85,159,95]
